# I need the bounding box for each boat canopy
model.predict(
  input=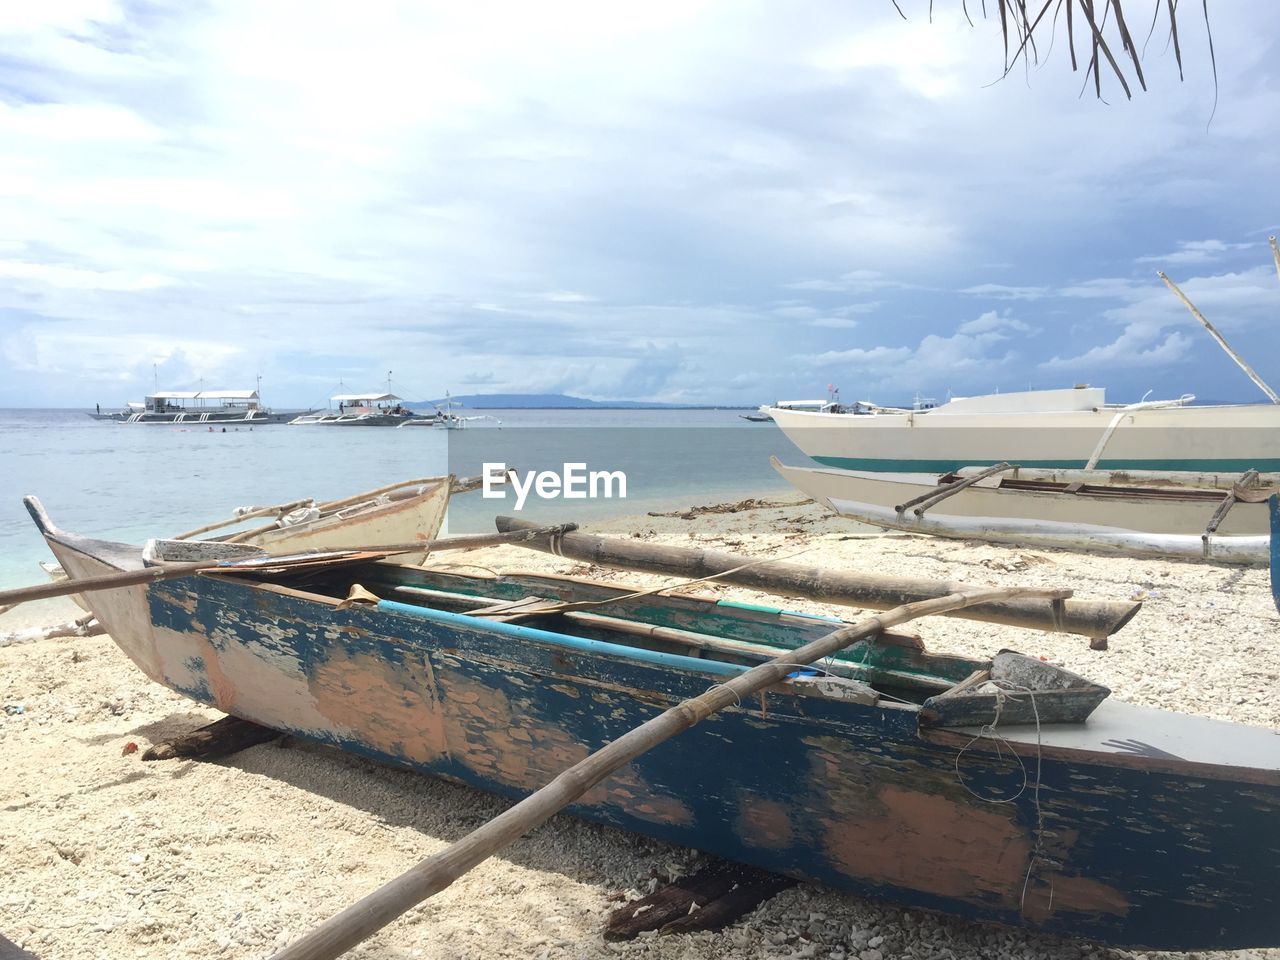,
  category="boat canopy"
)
[332,393,401,402]
[197,390,259,400]
[146,390,259,401]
